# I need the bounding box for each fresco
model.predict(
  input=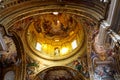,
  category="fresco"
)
[35,66,85,80]
[91,33,116,80]
[0,26,21,80]
[67,56,89,79]
[33,13,77,38]
[26,57,40,80]
[0,35,18,67]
